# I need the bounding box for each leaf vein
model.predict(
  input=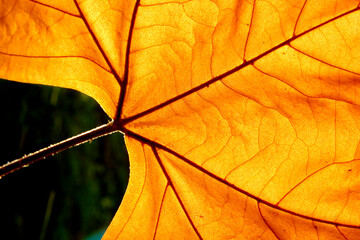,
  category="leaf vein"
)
[122,6,360,124]
[123,128,360,229]
[115,143,148,239]
[30,0,80,18]
[152,184,169,240]
[151,146,203,239]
